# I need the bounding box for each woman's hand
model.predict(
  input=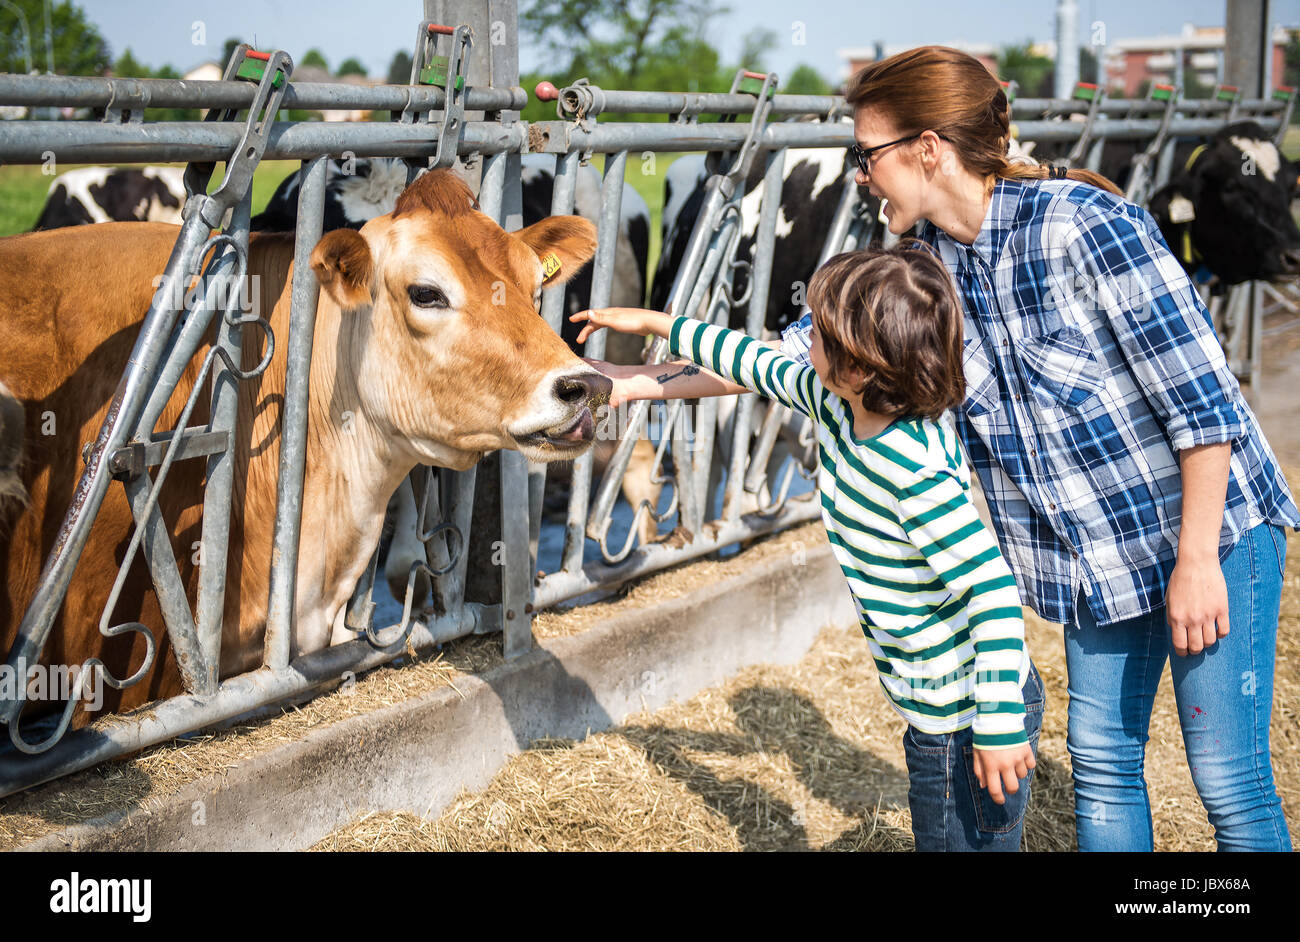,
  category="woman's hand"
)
[972,743,1036,805]
[1166,555,1230,656]
[1168,442,1232,657]
[570,307,672,345]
